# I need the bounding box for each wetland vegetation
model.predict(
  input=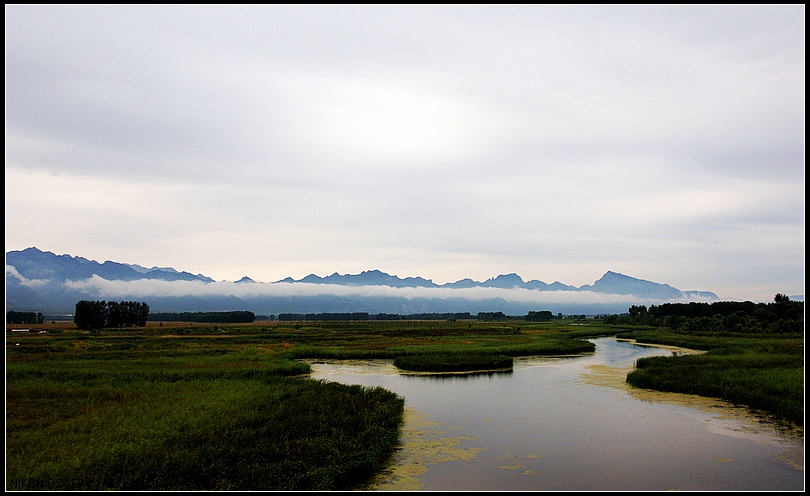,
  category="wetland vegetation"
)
[393,352,513,373]
[5,303,804,490]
